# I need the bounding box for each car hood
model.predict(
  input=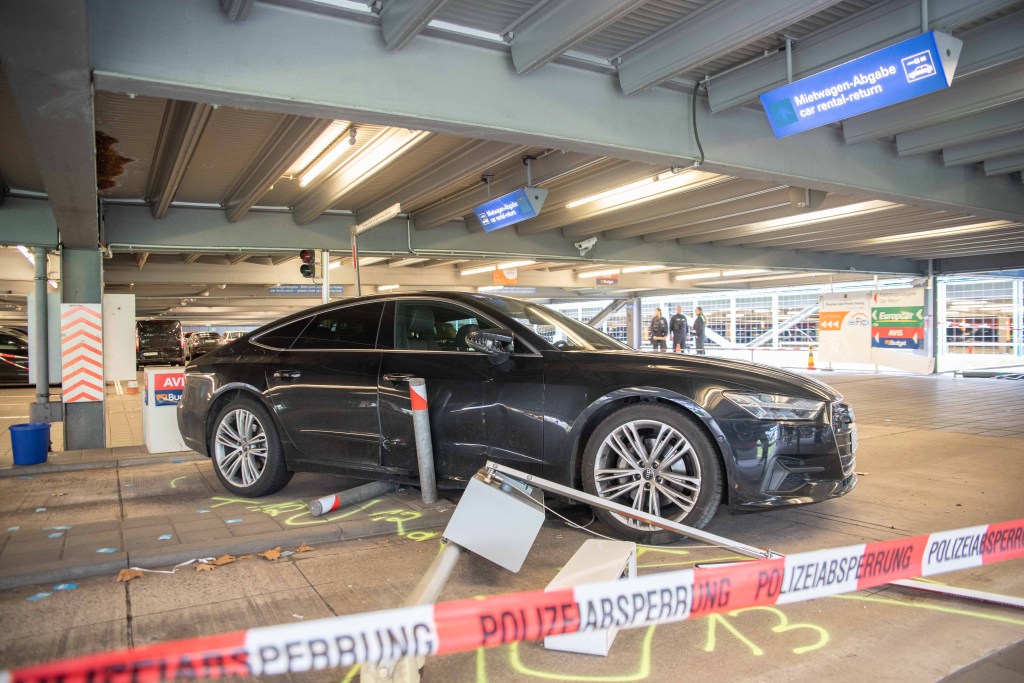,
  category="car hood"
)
[563,350,841,402]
